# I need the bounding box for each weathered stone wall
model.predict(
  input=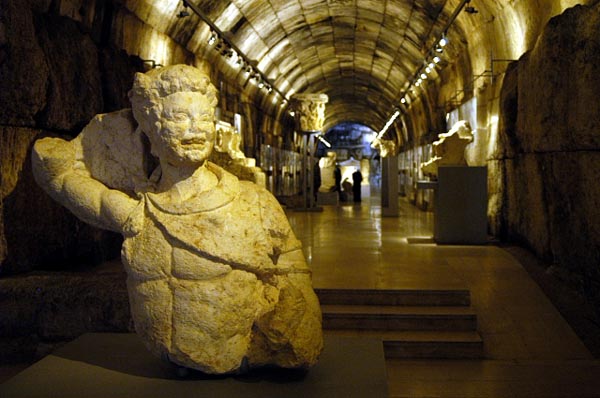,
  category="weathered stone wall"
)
[491,4,600,311]
[0,0,140,275]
